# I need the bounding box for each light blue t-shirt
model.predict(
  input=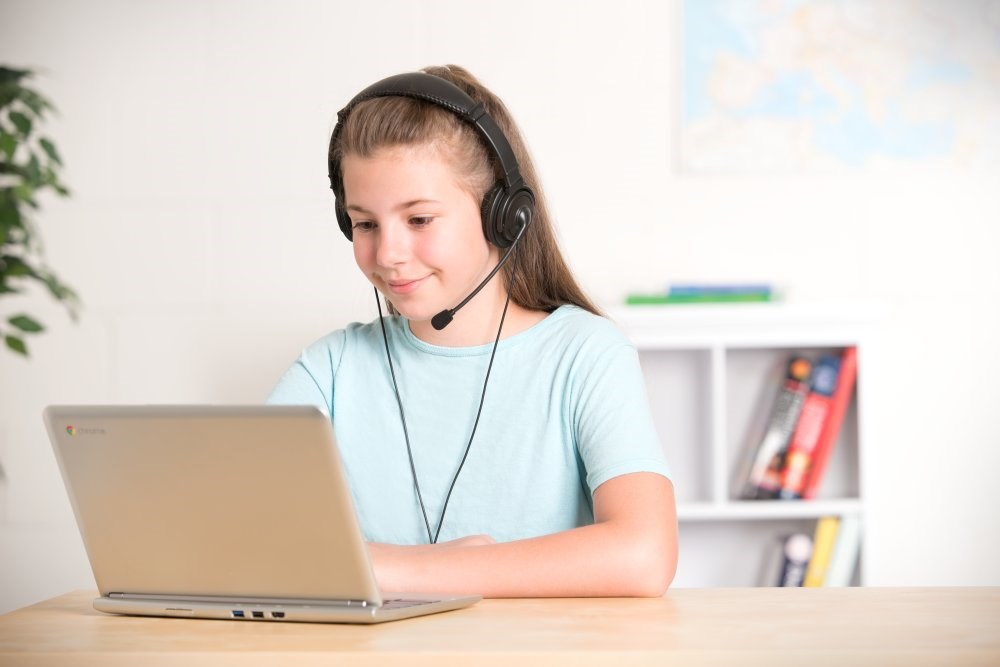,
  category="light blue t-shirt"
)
[267,305,670,544]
